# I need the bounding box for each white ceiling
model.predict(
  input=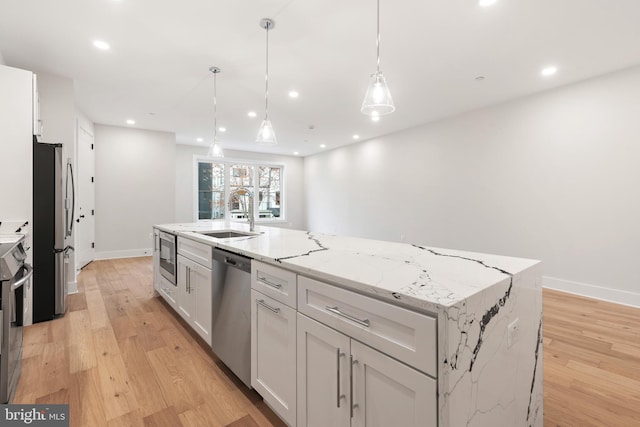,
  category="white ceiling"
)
[1,0,639,156]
